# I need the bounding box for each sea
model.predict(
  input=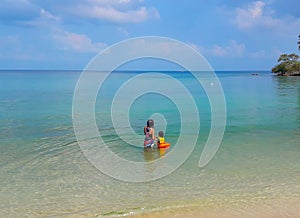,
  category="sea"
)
[0,70,299,217]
